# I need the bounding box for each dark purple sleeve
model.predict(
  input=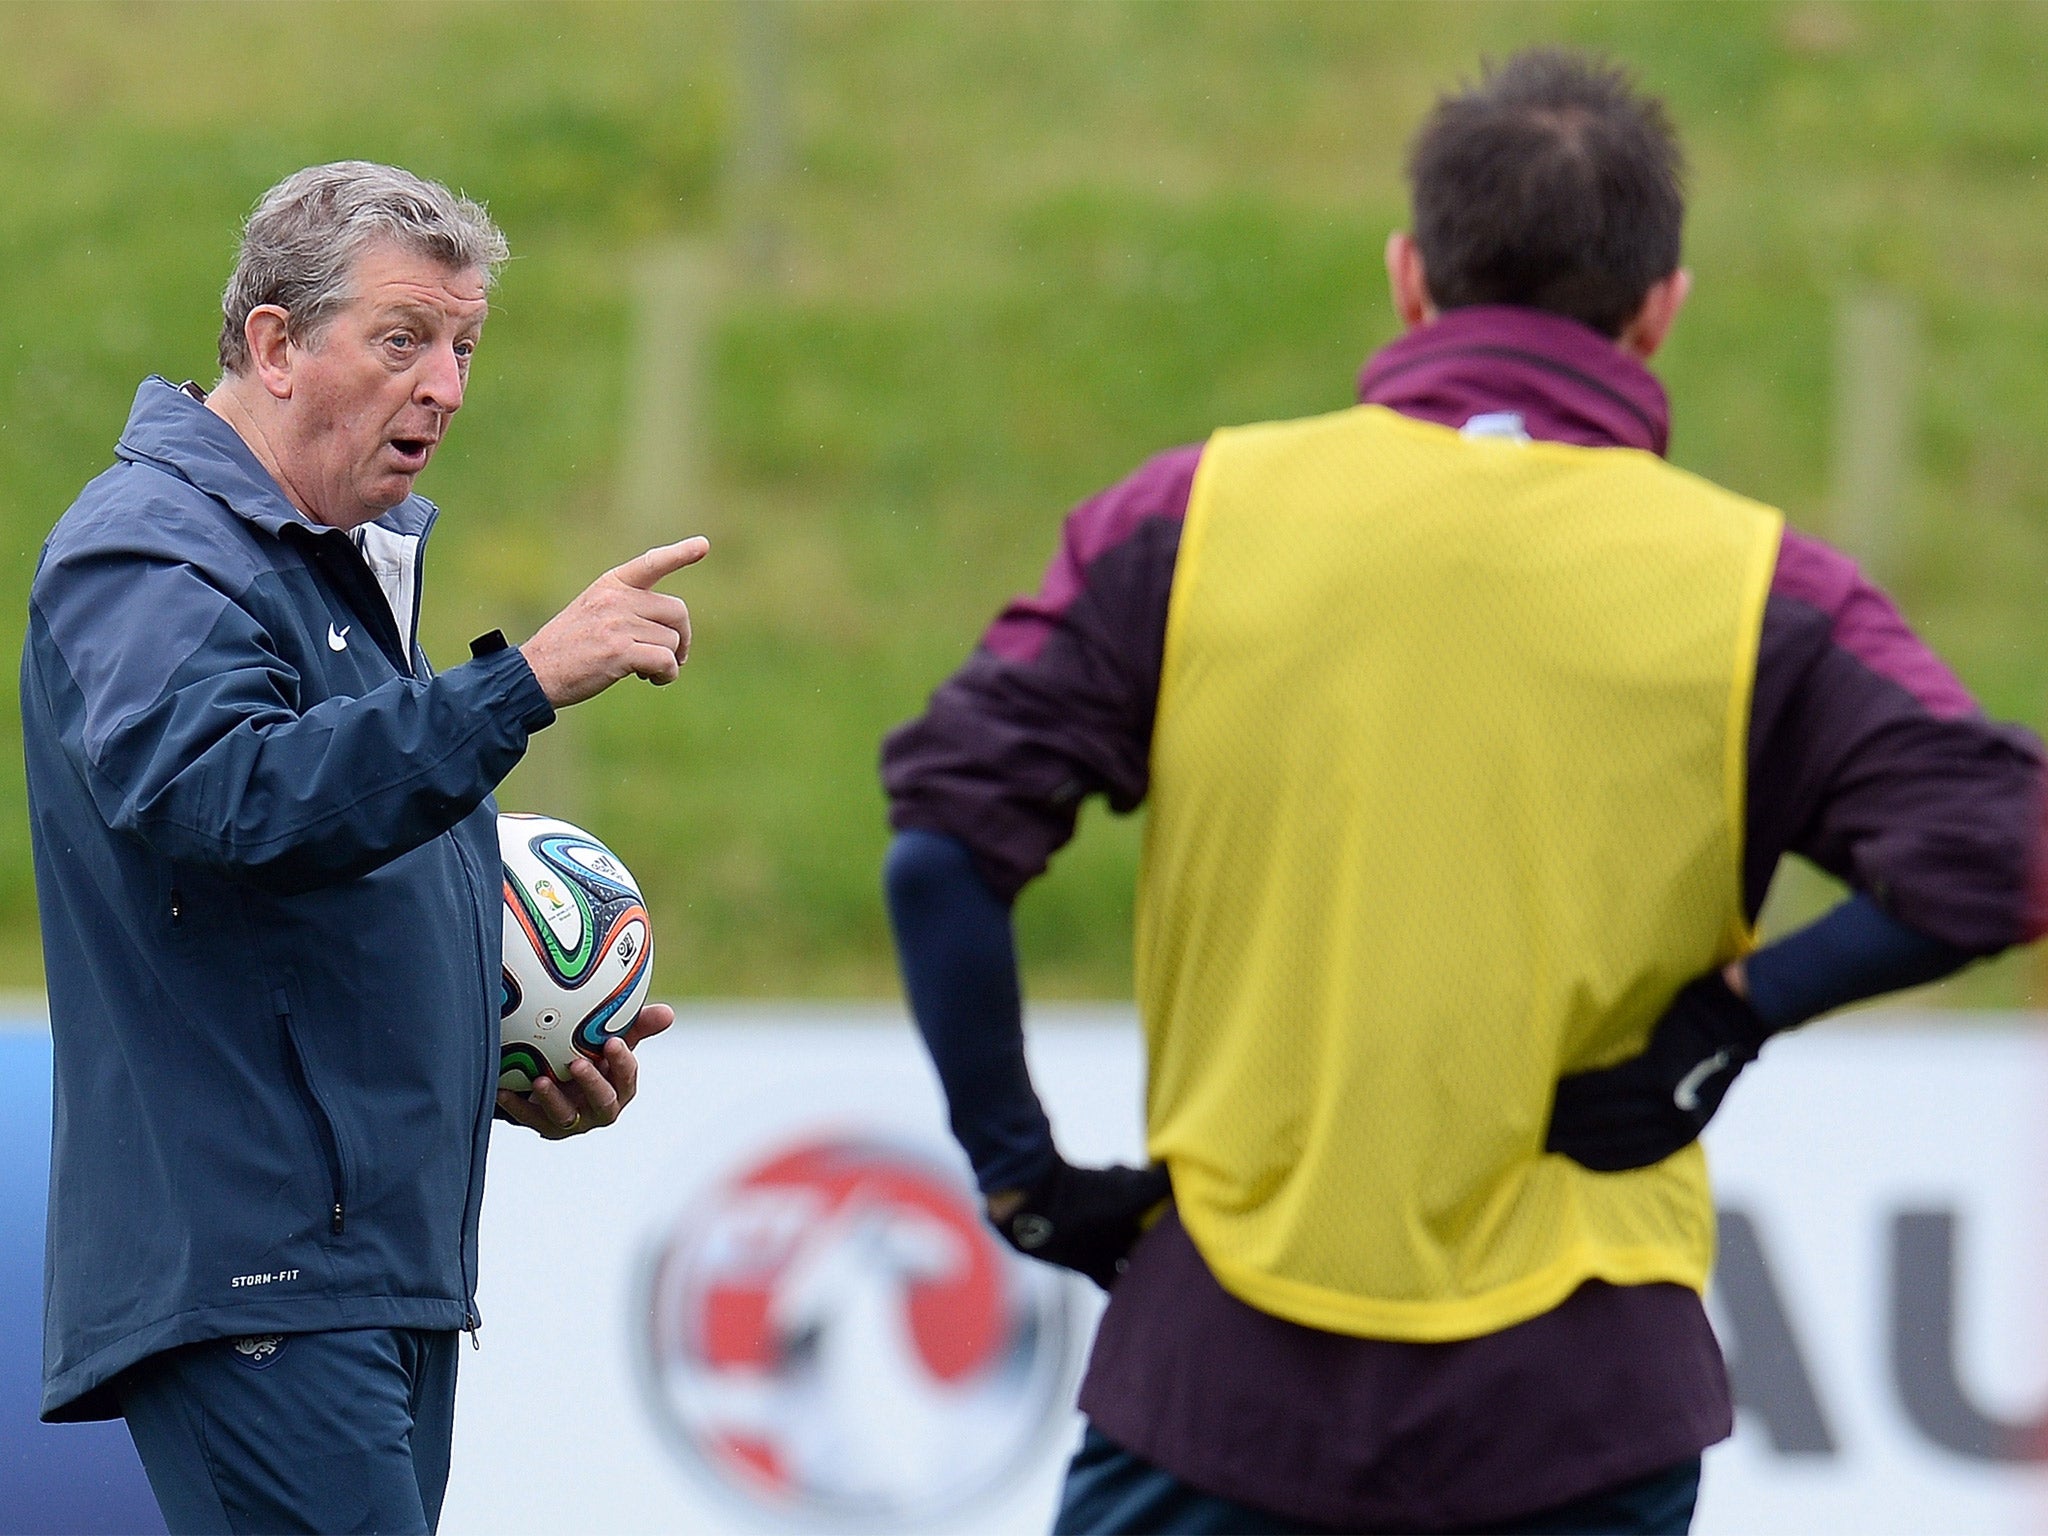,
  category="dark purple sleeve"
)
[880,446,1199,901]
[1744,530,2045,951]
